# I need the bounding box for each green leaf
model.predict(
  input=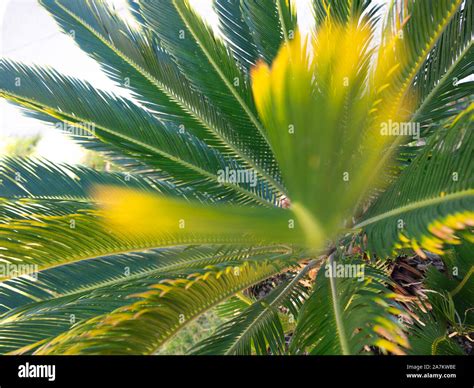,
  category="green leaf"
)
[290,255,408,355]
[241,0,297,64]
[0,245,288,354]
[411,0,473,125]
[0,157,172,201]
[0,177,307,279]
[190,260,313,355]
[358,105,474,257]
[0,197,302,281]
[414,240,474,355]
[425,240,474,326]
[405,300,465,355]
[39,0,195,126]
[40,0,283,196]
[311,0,380,28]
[214,0,260,69]
[92,185,308,248]
[137,0,285,193]
[0,60,272,205]
[31,259,296,354]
